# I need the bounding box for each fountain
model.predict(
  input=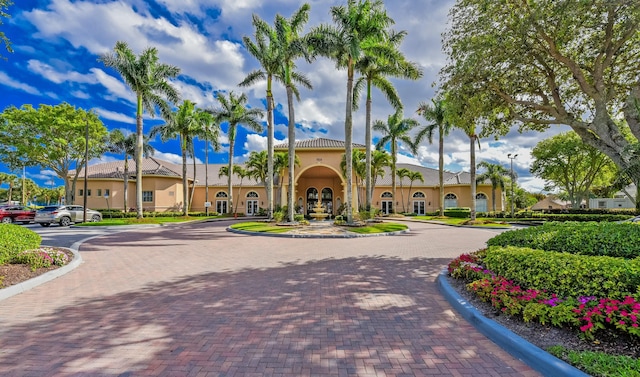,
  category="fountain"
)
[309,201,329,221]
